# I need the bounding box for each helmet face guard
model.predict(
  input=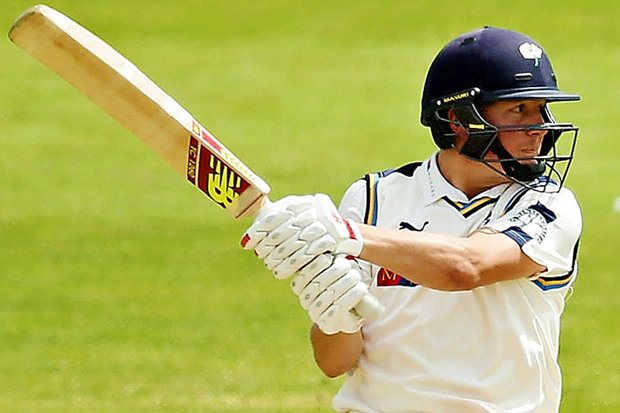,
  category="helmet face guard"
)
[420,27,580,192]
[429,88,578,191]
